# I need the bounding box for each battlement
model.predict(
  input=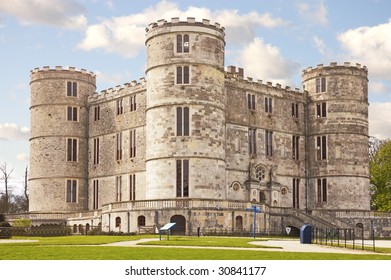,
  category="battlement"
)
[302,62,368,75]
[30,66,96,78]
[225,66,303,96]
[145,17,225,34]
[88,77,147,102]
